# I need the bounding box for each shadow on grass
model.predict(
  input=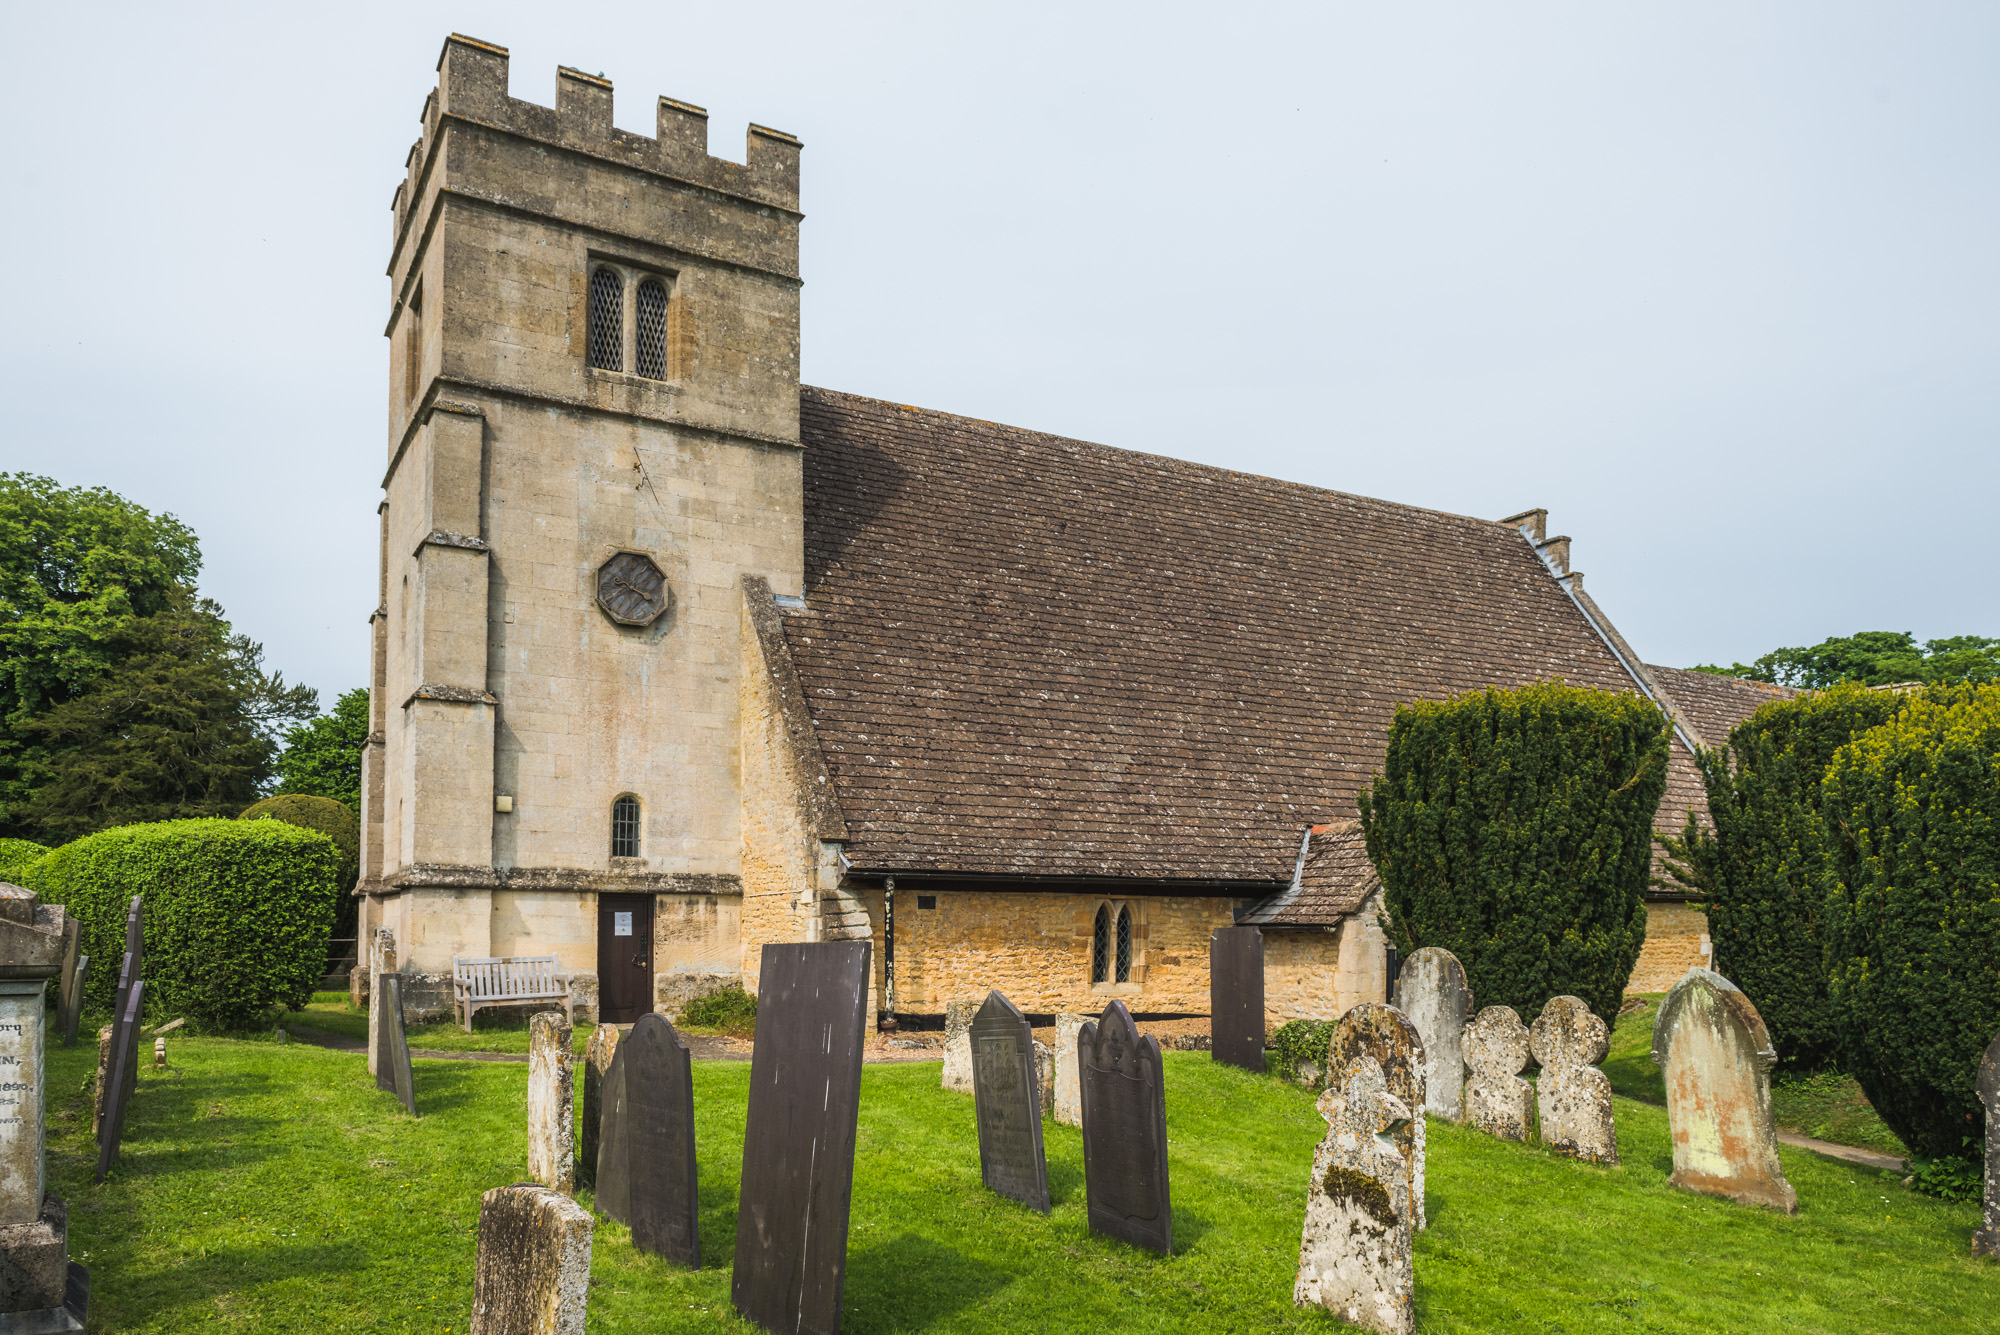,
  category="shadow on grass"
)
[842,1231,1012,1331]
[1047,1154,1082,1207]
[99,1241,369,1330]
